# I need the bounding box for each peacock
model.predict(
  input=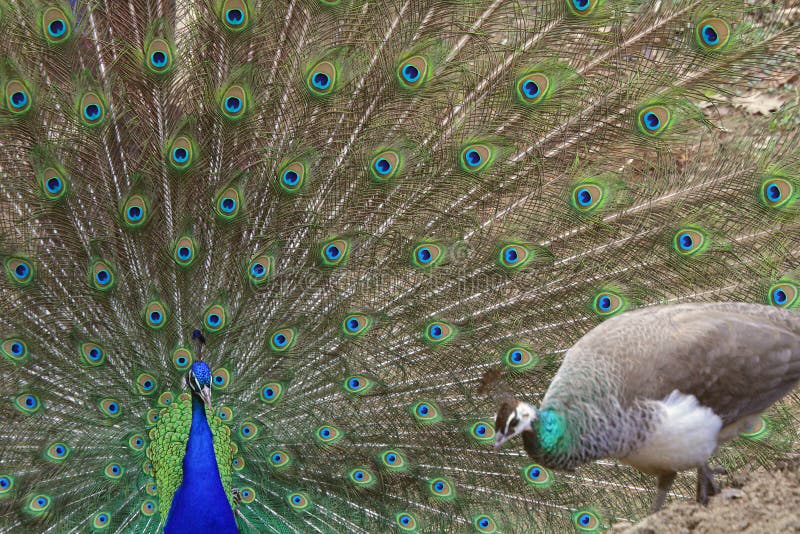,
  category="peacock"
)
[1,0,799,532]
